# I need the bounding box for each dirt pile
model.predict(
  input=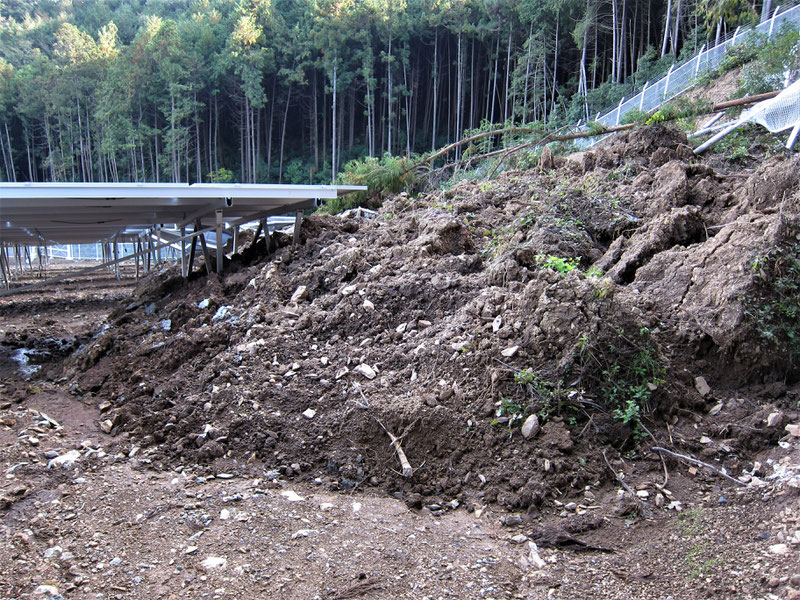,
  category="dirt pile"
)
[40,127,799,517]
